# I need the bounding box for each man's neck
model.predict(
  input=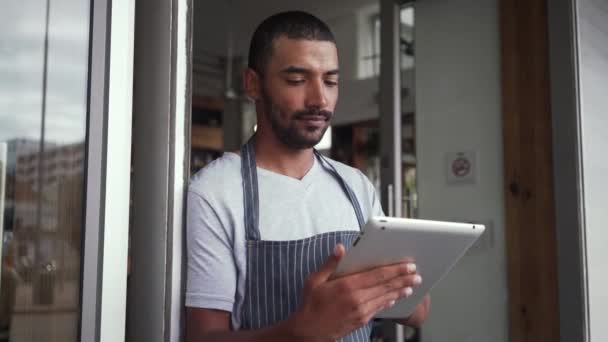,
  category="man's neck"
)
[253,132,315,180]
